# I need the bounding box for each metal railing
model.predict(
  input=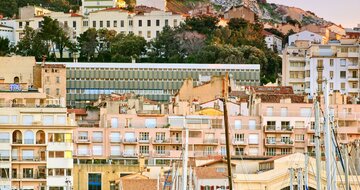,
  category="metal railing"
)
[123,137,137,143]
[203,138,218,144]
[92,137,103,143]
